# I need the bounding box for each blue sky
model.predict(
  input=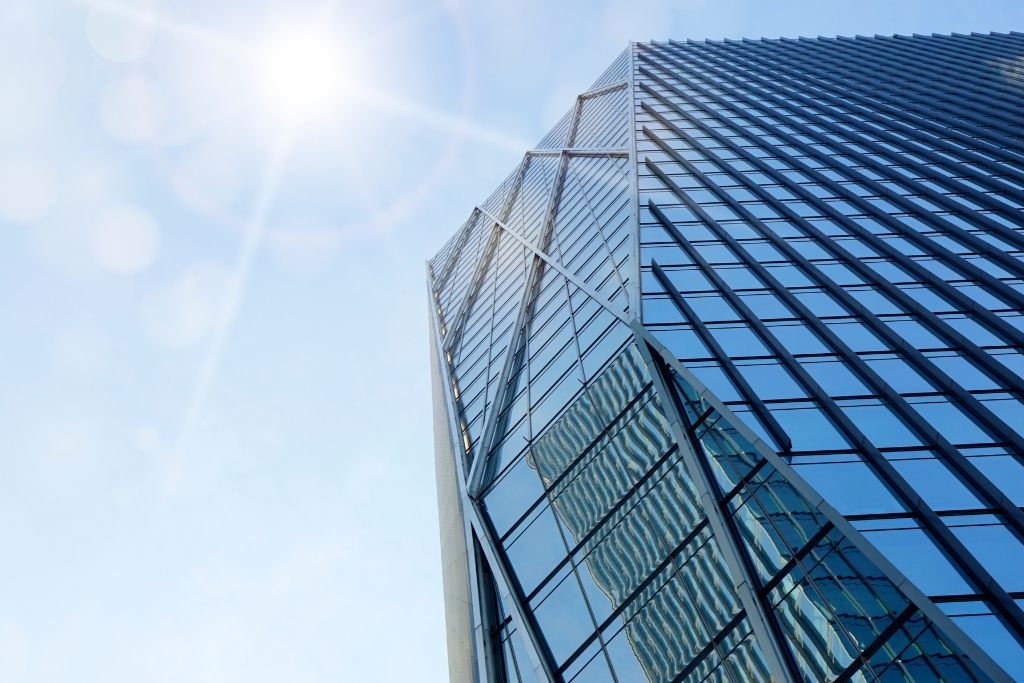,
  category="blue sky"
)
[2,0,1023,681]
